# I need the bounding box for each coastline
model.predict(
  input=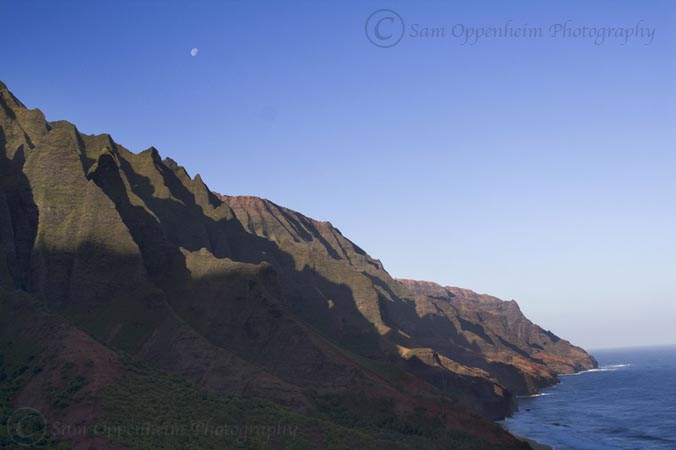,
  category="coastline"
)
[505,361,602,449]
[503,376,563,450]
[501,348,676,449]
[513,434,553,450]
